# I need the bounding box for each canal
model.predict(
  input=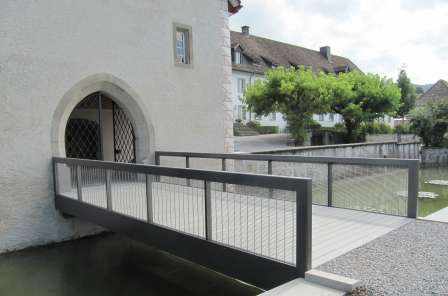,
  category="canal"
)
[0,234,261,296]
